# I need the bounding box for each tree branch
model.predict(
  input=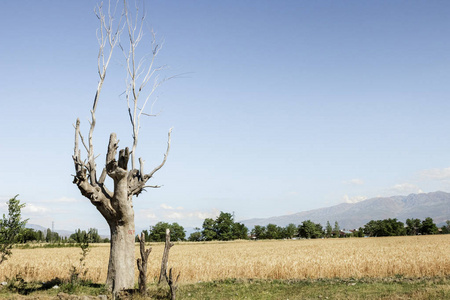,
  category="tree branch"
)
[73,119,82,173]
[127,128,172,197]
[106,133,128,180]
[72,1,124,221]
[74,119,115,220]
[121,1,170,171]
[145,128,172,180]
